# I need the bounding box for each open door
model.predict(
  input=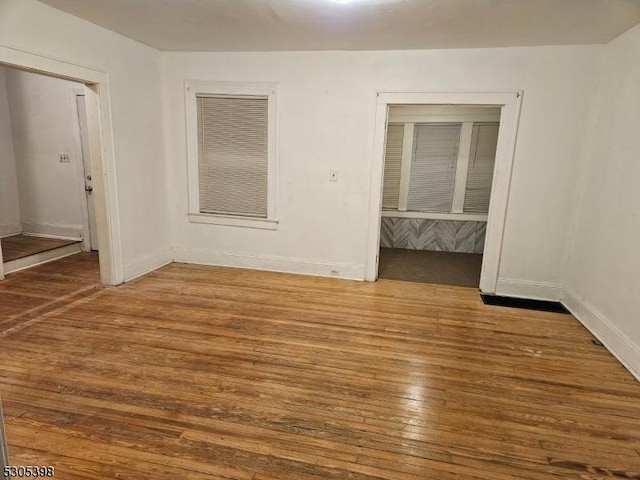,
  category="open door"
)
[75,93,98,251]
